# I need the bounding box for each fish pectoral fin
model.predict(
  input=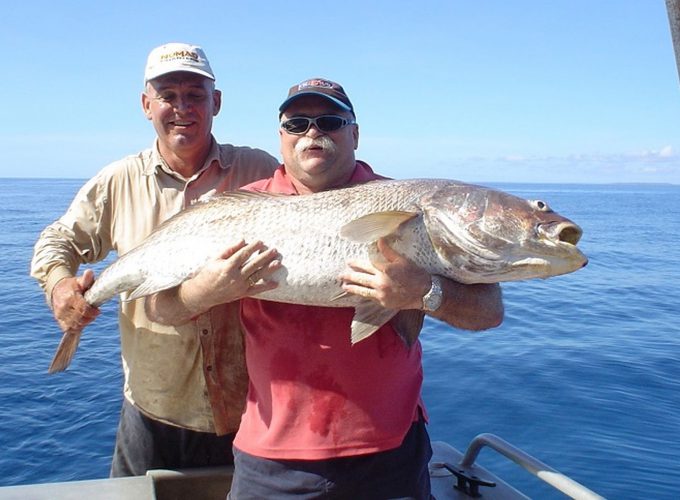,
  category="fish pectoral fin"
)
[390,310,425,347]
[126,277,183,301]
[48,329,82,374]
[351,301,398,344]
[340,211,419,243]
